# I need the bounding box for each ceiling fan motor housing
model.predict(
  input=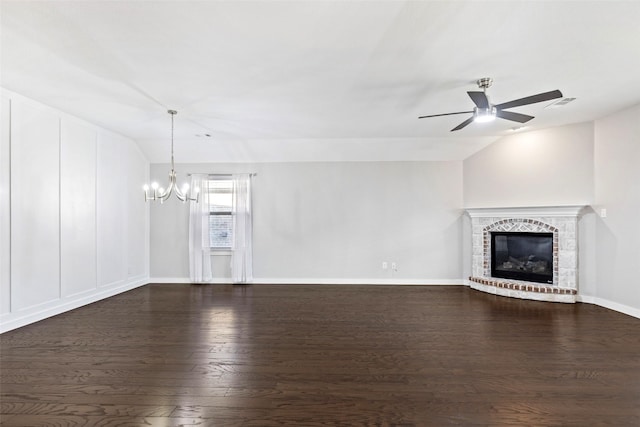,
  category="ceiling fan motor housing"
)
[474,106,497,122]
